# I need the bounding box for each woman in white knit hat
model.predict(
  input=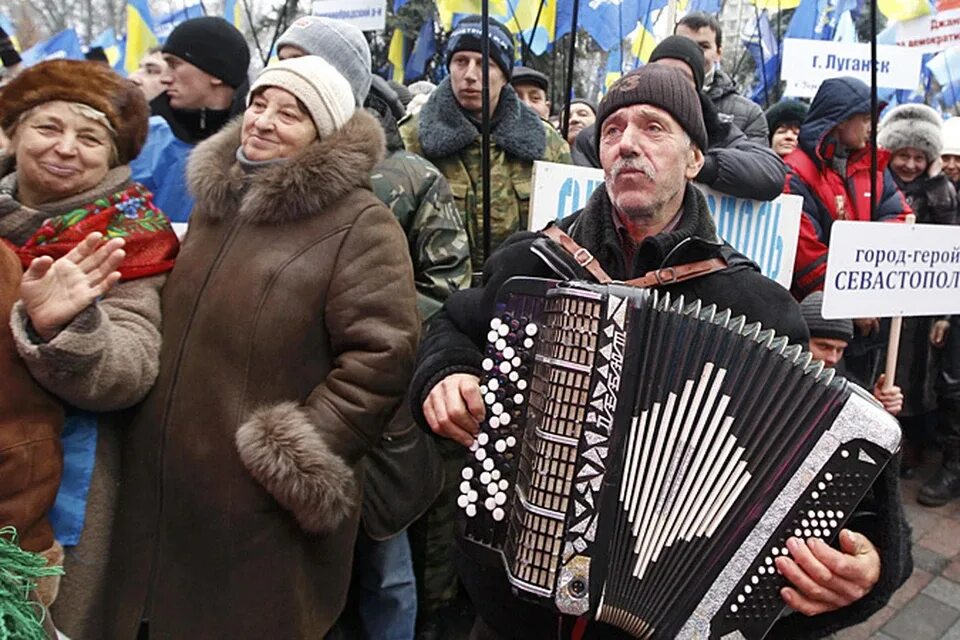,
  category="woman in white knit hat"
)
[942,116,960,188]
[877,103,958,482]
[103,56,420,638]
